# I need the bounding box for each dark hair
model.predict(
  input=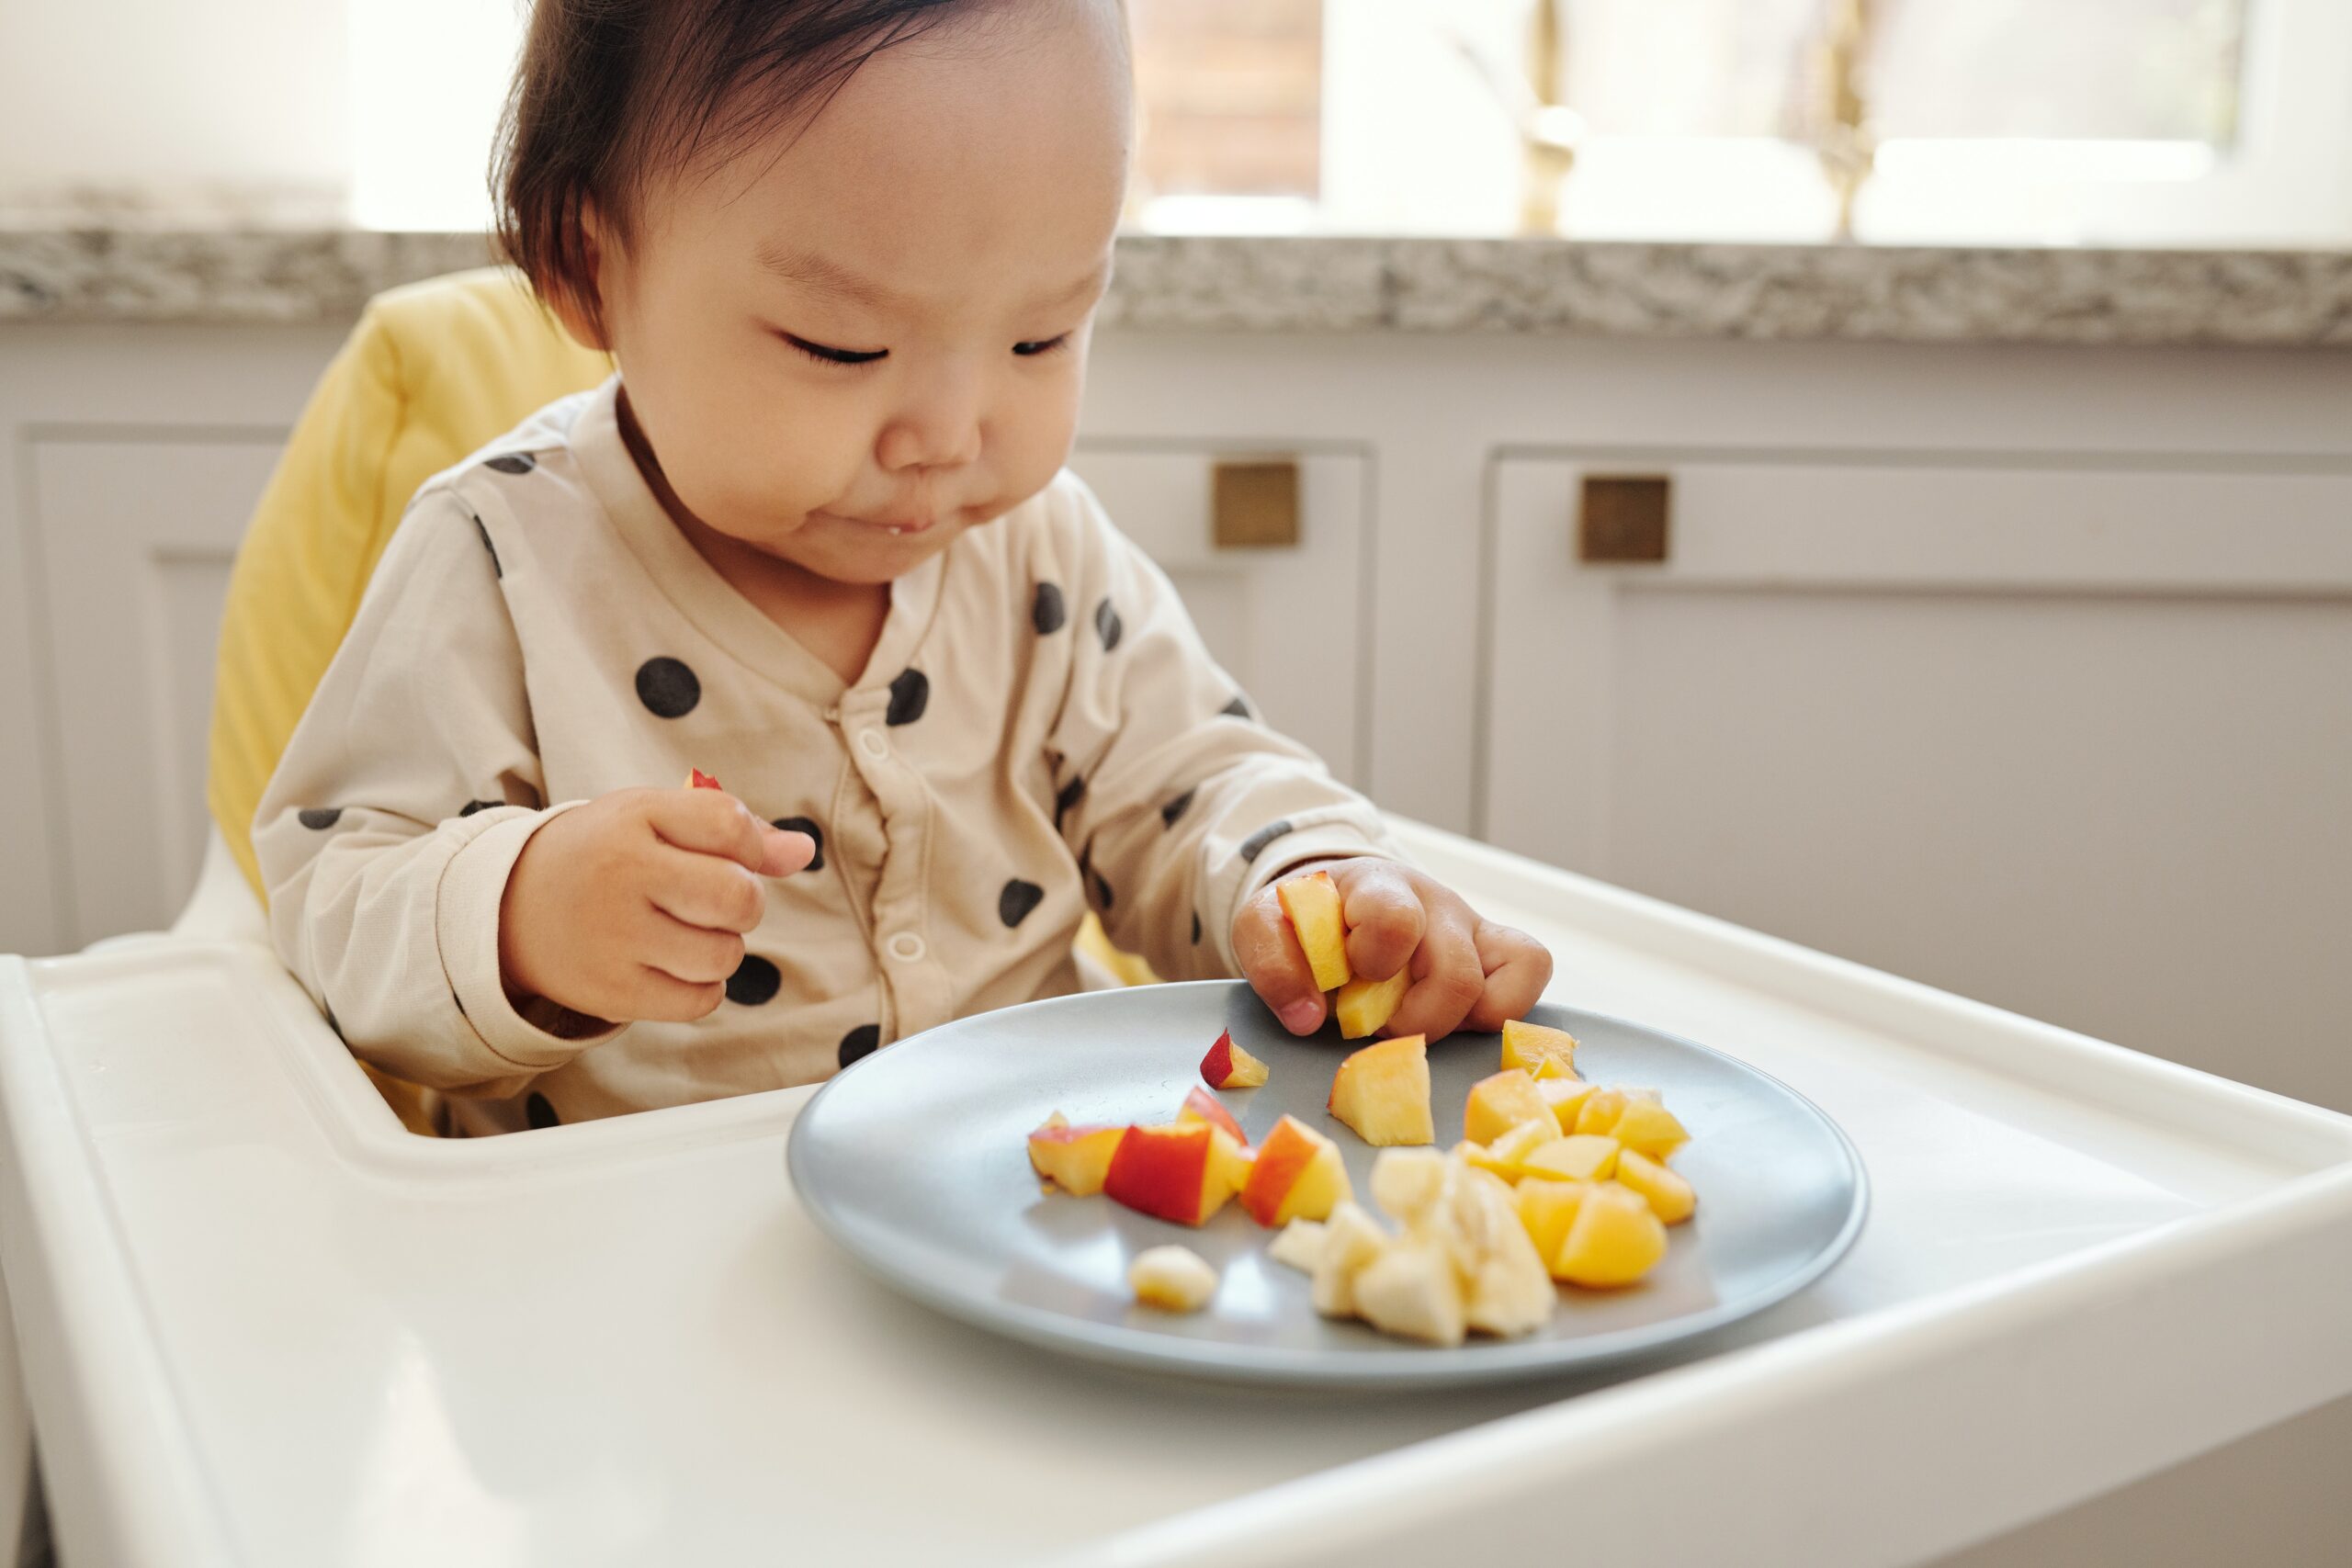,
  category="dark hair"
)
[494,0,991,329]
